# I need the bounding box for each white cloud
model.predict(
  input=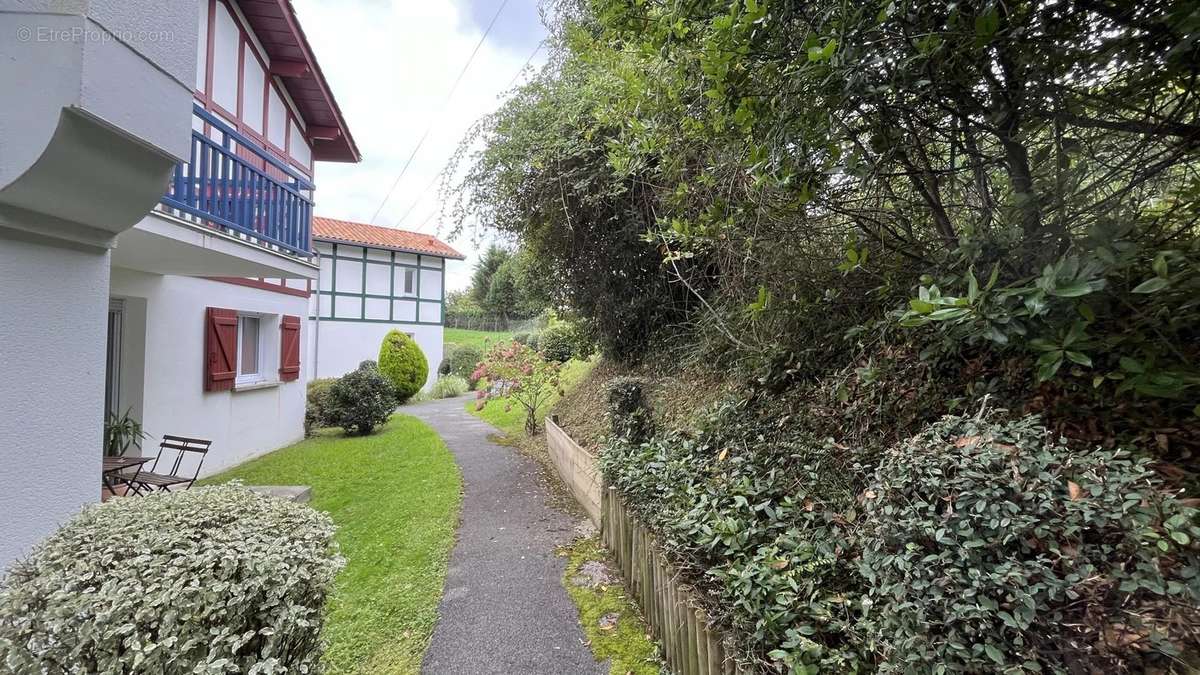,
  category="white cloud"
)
[293,0,546,291]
